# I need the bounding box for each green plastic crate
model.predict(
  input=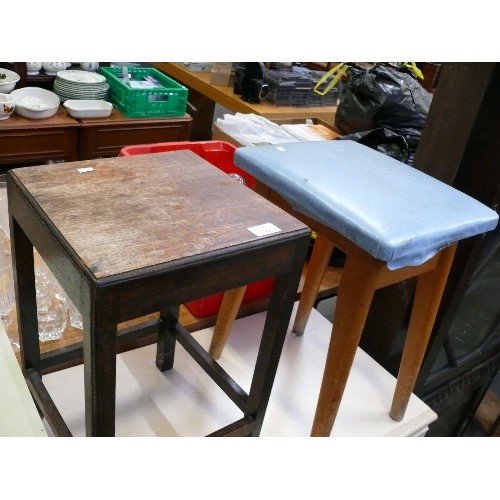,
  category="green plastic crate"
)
[98,66,188,118]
